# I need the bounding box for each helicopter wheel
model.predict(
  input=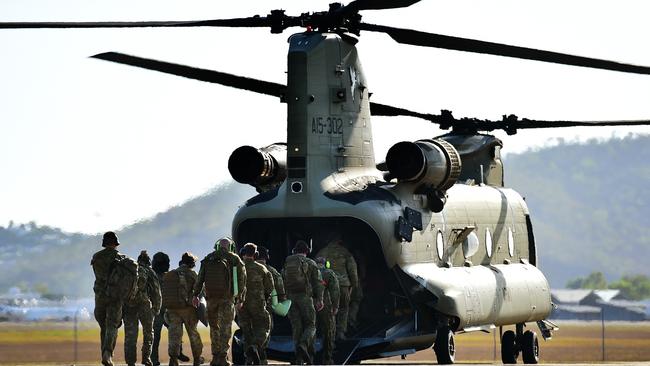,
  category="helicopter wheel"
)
[521,330,539,364]
[433,326,456,364]
[501,330,519,364]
